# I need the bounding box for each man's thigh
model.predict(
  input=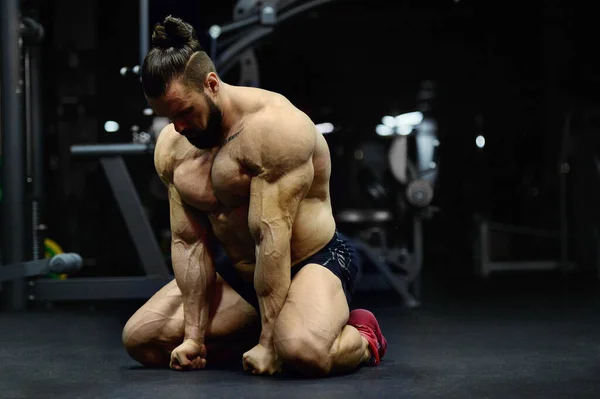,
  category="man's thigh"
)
[273,263,350,353]
[123,274,260,363]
